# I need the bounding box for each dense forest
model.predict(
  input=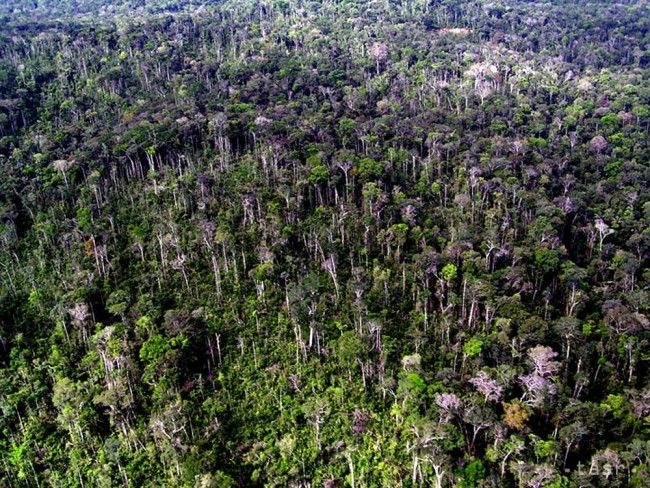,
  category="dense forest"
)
[0,0,649,486]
